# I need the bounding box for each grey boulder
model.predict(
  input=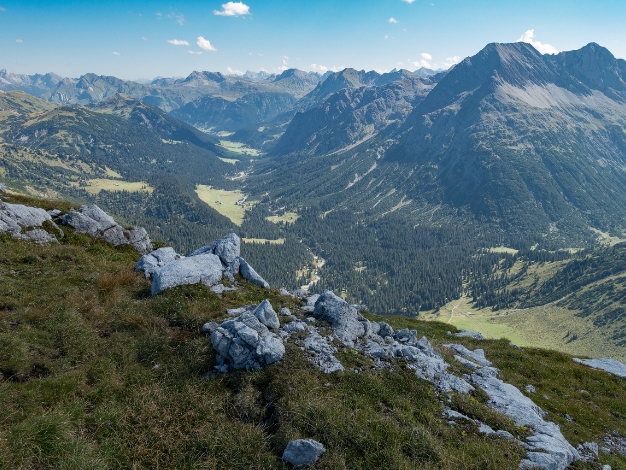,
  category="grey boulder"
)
[282,439,325,468]
[313,290,365,345]
[0,202,58,244]
[254,300,280,329]
[151,254,223,296]
[60,205,152,254]
[136,247,183,279]
[190,233,240,266]
[455,329,486,340]
[211,312,285,371]
[239,257,270,288]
